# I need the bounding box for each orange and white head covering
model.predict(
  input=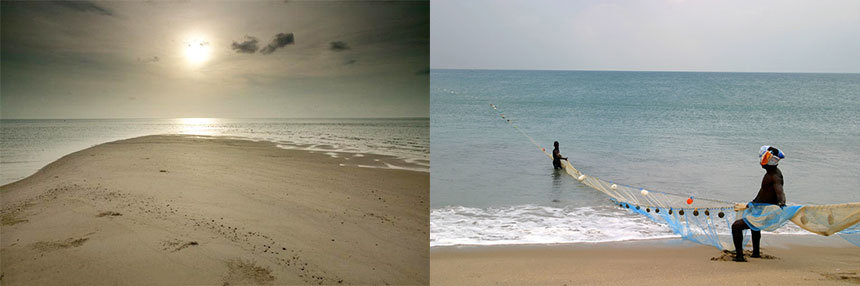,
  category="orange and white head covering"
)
[759,145,785,166]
